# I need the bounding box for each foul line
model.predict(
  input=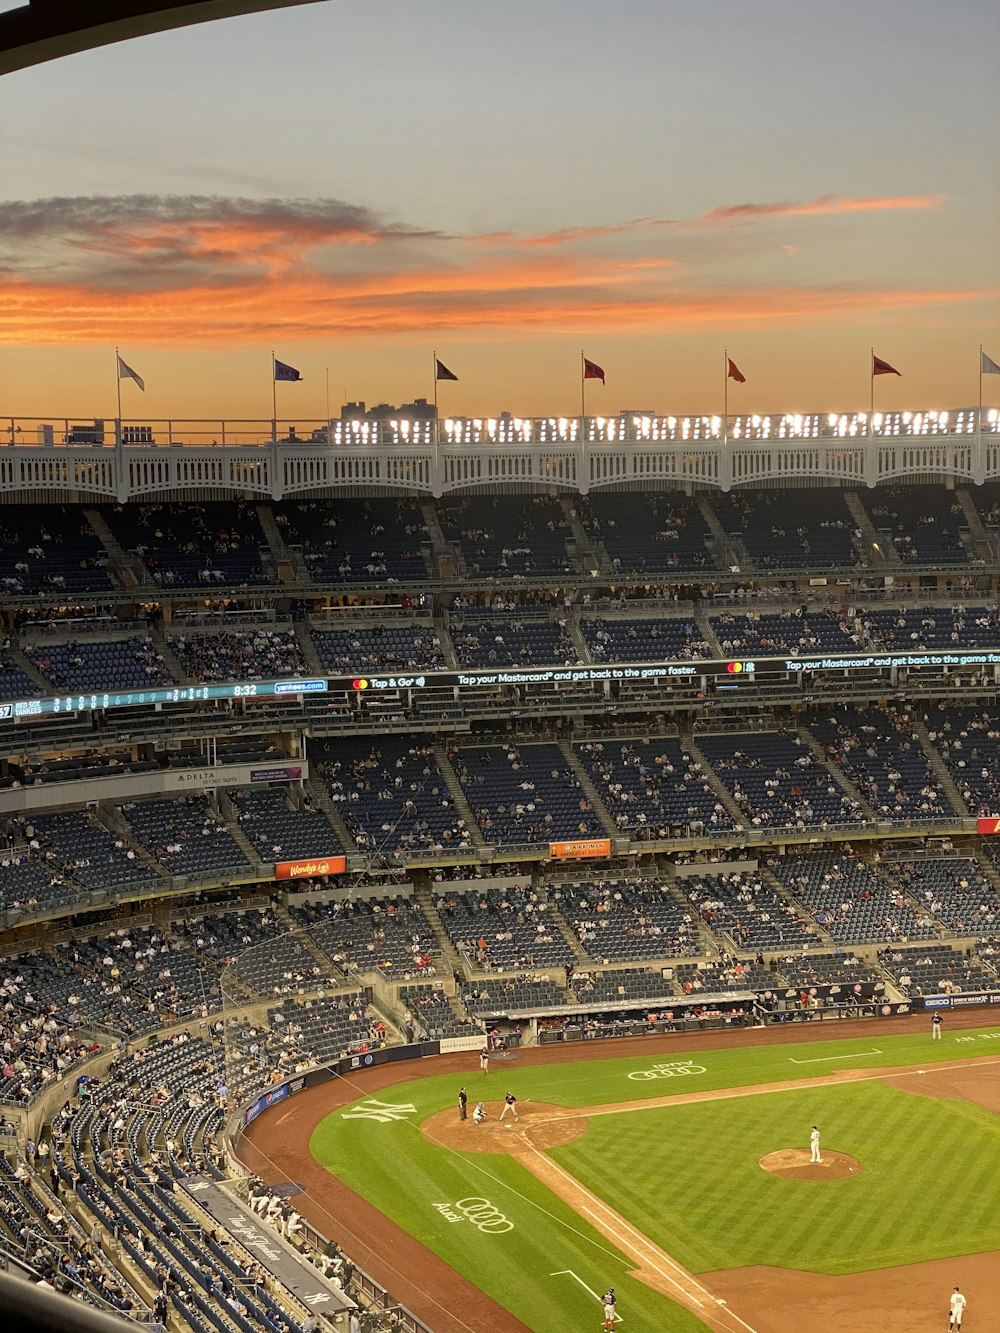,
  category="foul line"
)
[788,1048,882,1064]
[521,1139,757,1333]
